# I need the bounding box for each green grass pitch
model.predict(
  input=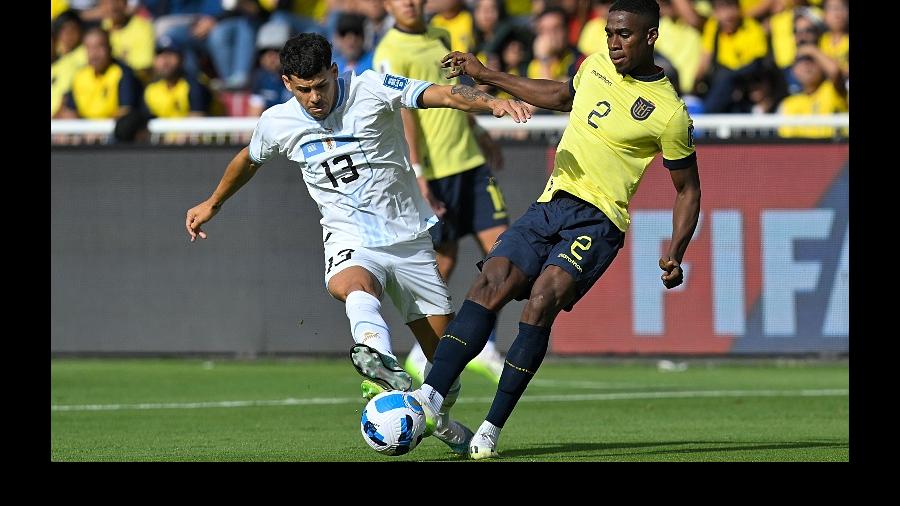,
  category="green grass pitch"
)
[51,358,849,461]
